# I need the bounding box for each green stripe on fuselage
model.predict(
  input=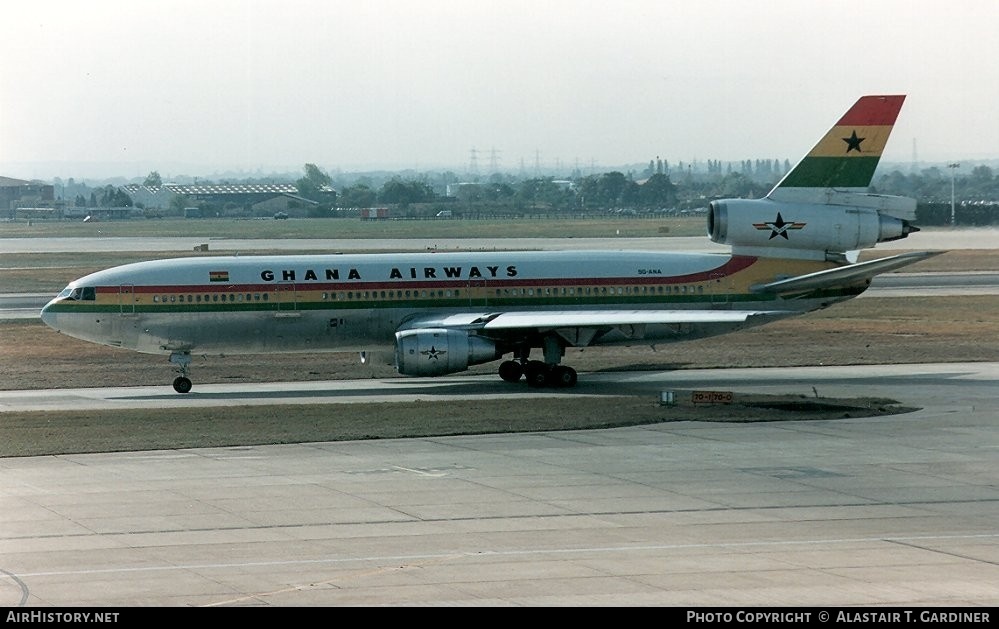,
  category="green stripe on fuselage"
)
[778,155,881,189]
